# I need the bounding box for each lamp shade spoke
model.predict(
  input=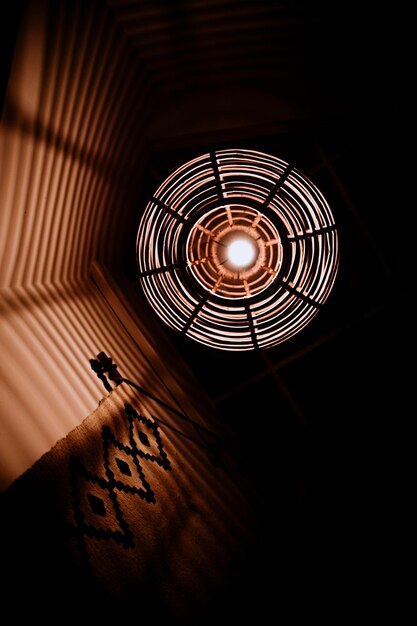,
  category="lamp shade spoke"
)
[136,149,339,351]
